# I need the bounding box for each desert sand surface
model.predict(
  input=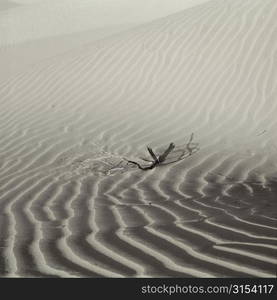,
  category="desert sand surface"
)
[0,0,276,277]
[0,0,210,79]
